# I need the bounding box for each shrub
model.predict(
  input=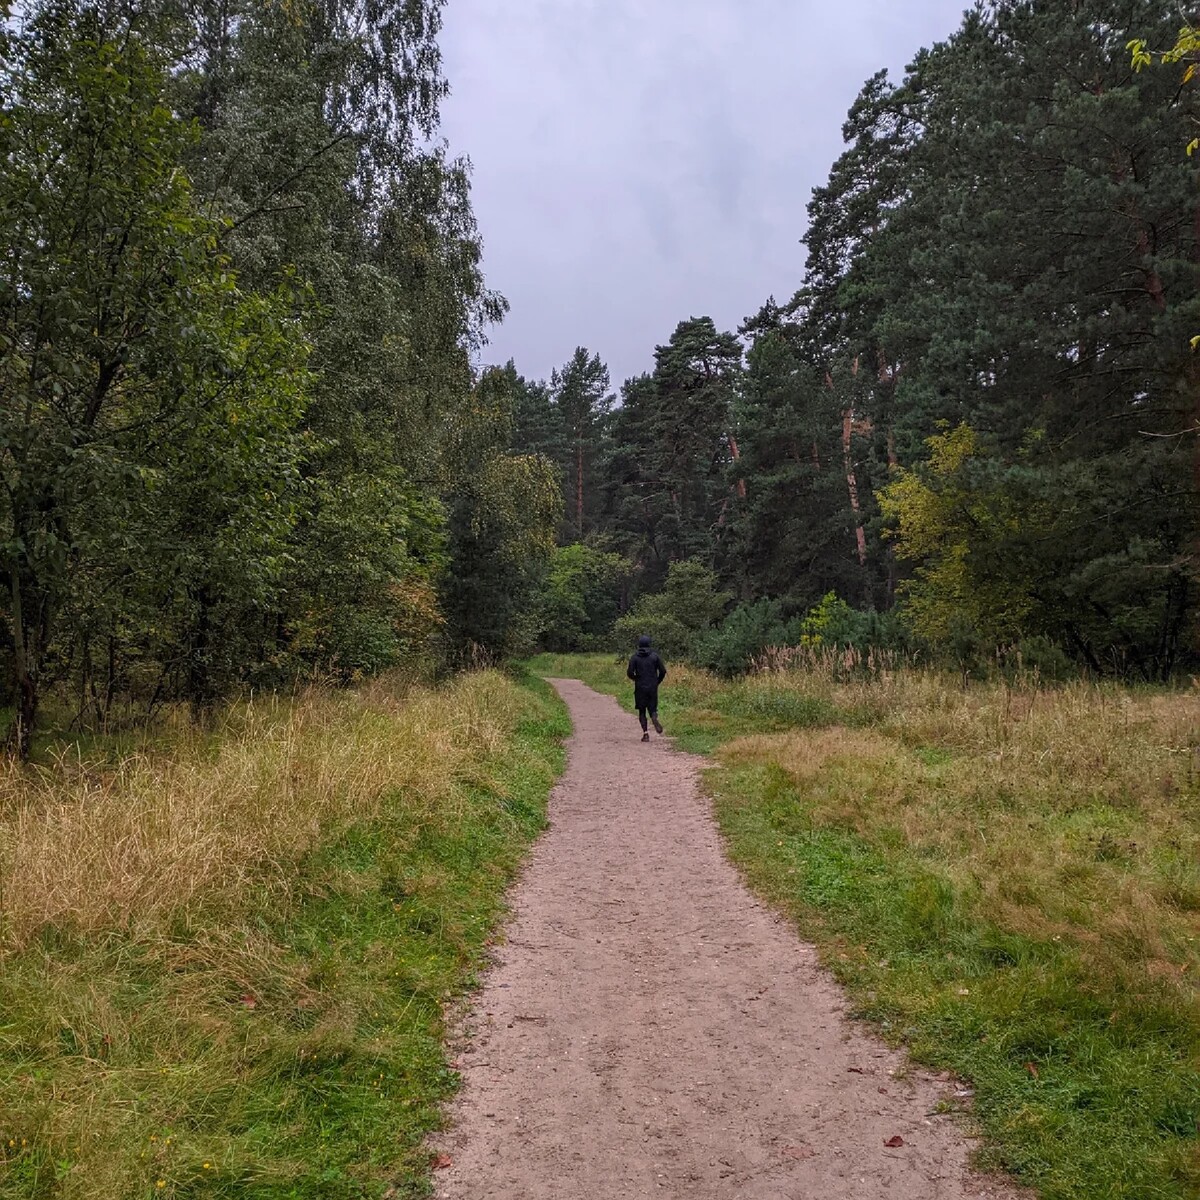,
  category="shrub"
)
[694,600,803,678]
[801,592,910,652]
[539,544,630,652]
[613,560,731,658]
